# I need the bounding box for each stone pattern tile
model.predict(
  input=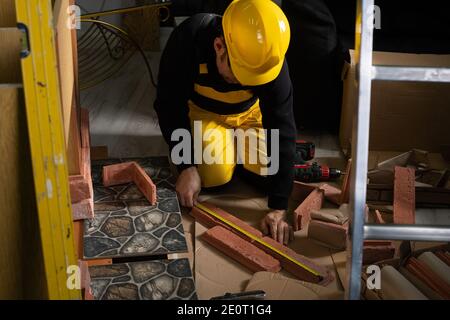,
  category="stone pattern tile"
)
[89,258,197,300]
[84,157,187,258]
